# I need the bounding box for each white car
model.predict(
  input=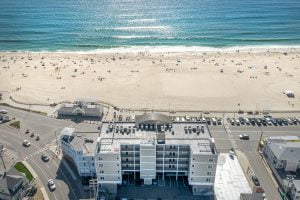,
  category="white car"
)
[48,179,56,191]
[22,140,31,147]
[0,109,7,114]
